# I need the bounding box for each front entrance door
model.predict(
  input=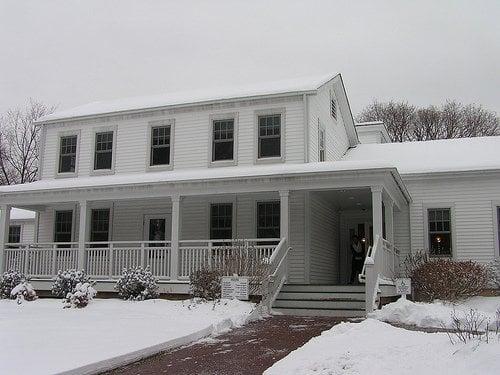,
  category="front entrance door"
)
[144,214,172,246]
